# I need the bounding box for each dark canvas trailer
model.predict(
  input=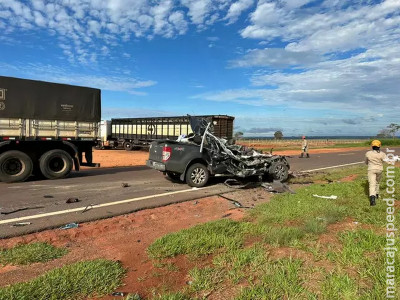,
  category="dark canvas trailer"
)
[101,115,234,151]
[0,76,101,122]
